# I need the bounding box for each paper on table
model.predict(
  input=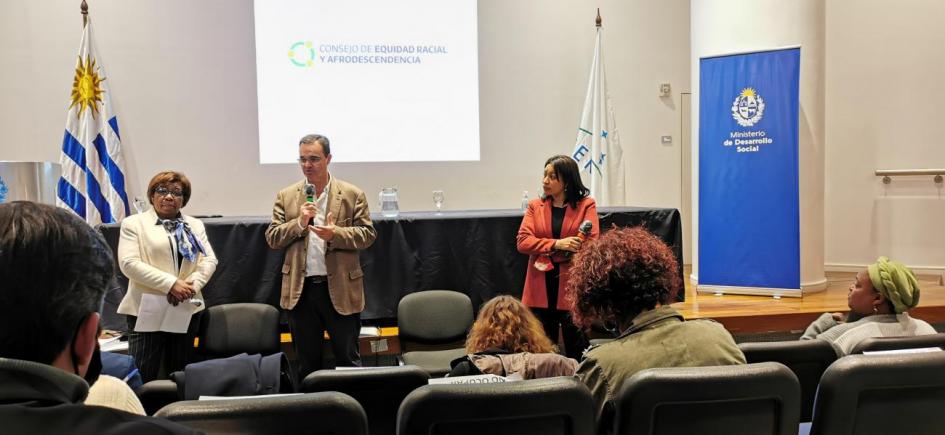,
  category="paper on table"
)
[863,347,942,355]
[98,336,129,353]
[428,373,524,385]
[135,293,196,333]
[199,393,302,401]
[359,326,380,337]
